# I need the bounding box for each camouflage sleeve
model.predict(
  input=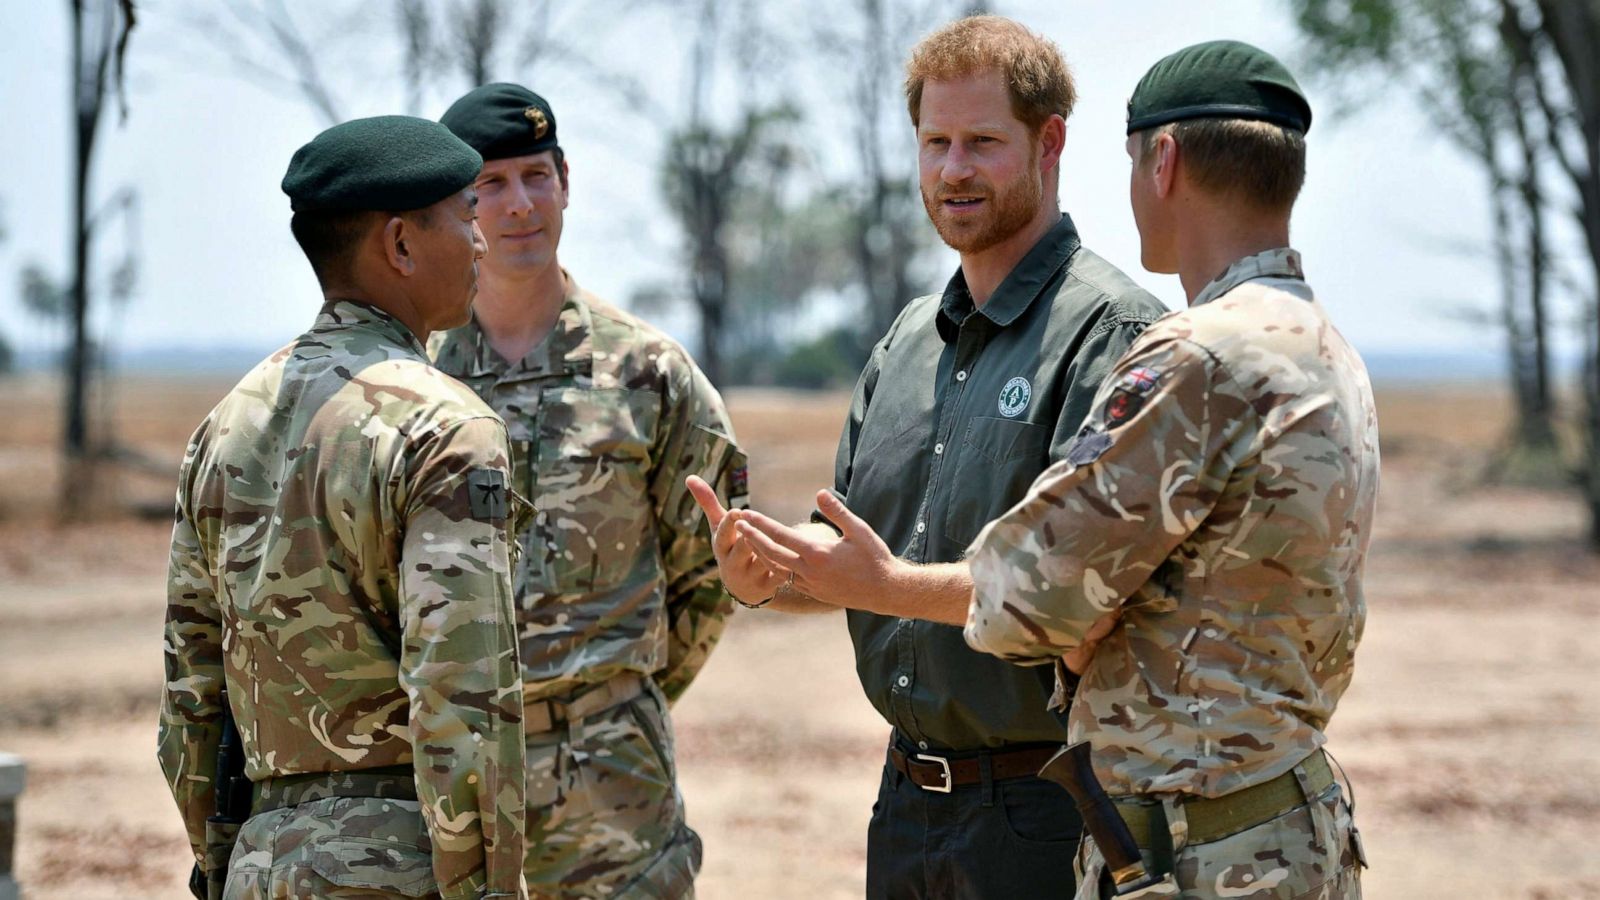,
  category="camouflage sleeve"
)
[398,416,526,900]
[651,358,746,703]
[965,334,1256,662]
[1050,314,1154,457]
[157,426,224,866]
